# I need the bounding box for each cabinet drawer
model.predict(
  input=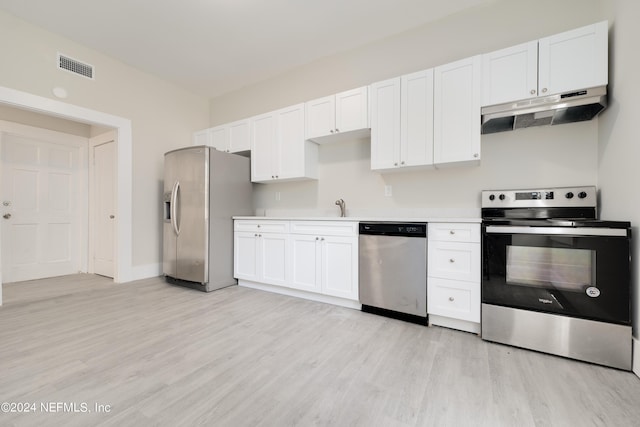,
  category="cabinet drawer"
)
[290,221,358,236]
[428,241,480,282]
[234,220,289,233]
[428,222,480,243]
[428,277,480,322]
